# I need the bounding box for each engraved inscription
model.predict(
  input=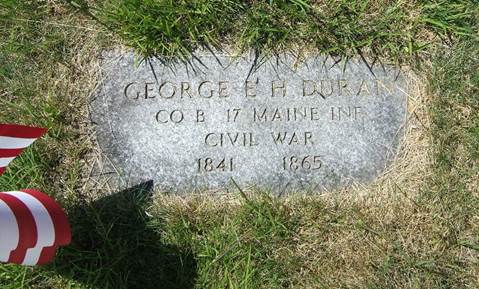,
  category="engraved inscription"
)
[92,51,408,193]
[197,158,234,173]
[283,155,322,171]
